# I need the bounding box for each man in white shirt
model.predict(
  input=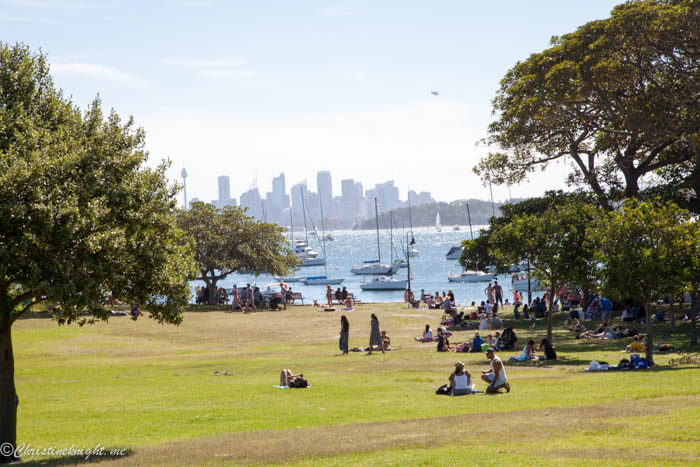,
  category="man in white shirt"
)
[481,348,510,394]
